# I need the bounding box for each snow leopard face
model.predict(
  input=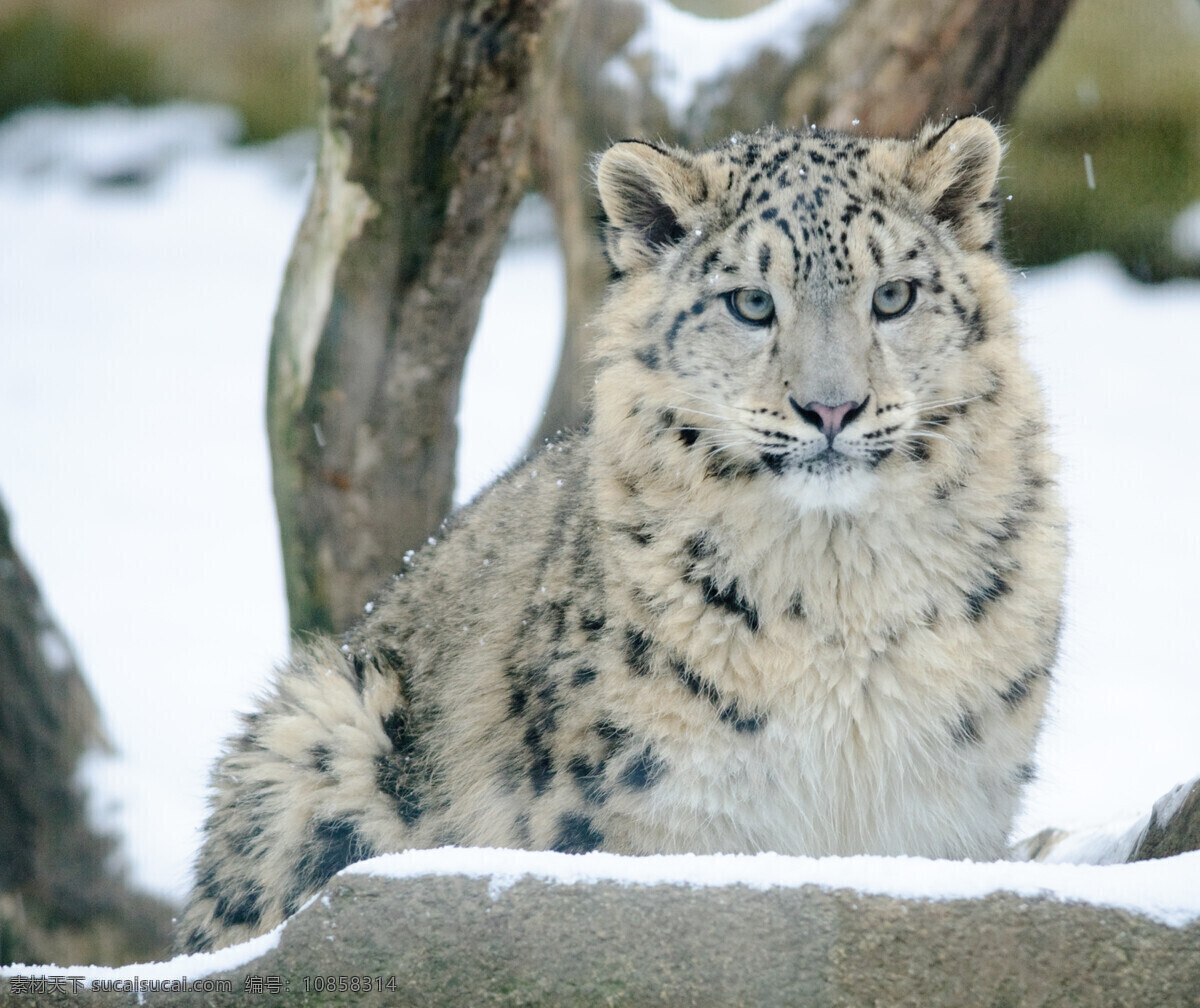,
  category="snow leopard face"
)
[593,118,1012,513]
